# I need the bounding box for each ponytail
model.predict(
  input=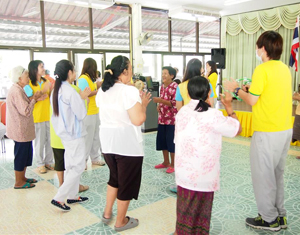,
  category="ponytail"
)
[52,60,74,116]
[102,55,130,92]
[187,76,211,112]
